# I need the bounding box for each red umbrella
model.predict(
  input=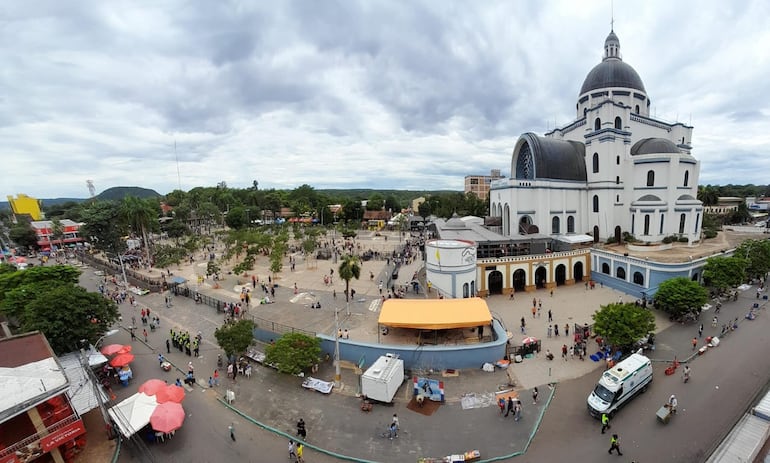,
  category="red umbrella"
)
[116,345,133,355]
[156,385,185,404]
[522,336,538,345]
[150,402,185,433]
[109,353,135,368]
[138,379,168,396]
[101,344,128,356]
